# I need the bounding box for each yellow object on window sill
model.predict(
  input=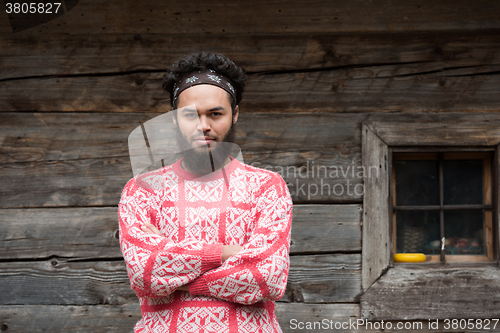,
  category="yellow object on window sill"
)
[394,253,427,262]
